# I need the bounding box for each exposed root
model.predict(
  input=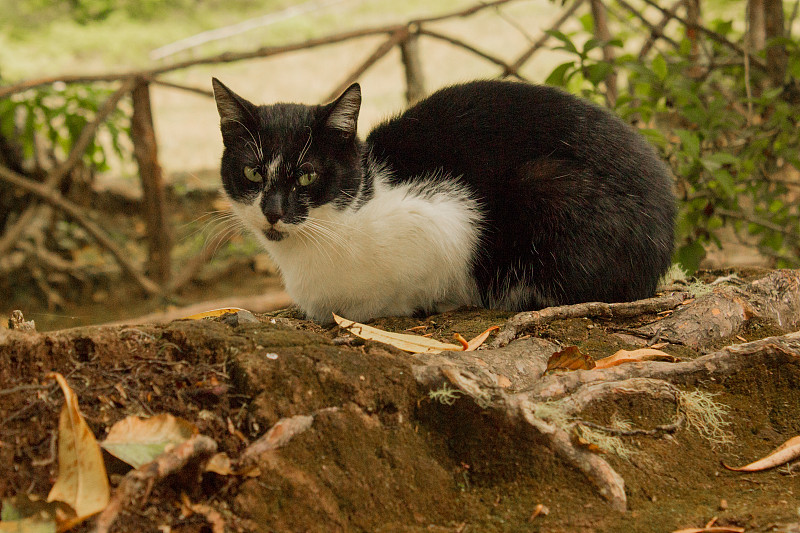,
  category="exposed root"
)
[492,292,690,347]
